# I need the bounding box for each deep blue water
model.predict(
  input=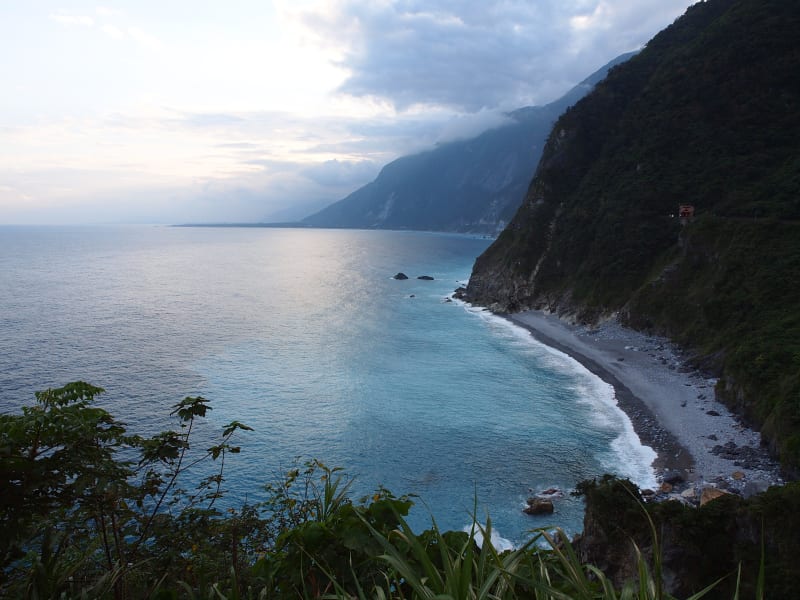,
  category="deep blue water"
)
[0,225,655,544]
